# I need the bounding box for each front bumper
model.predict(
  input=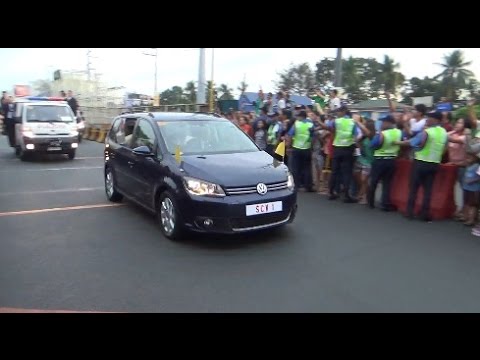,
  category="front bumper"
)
[22,136,78,153]
[178,189,297,234]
